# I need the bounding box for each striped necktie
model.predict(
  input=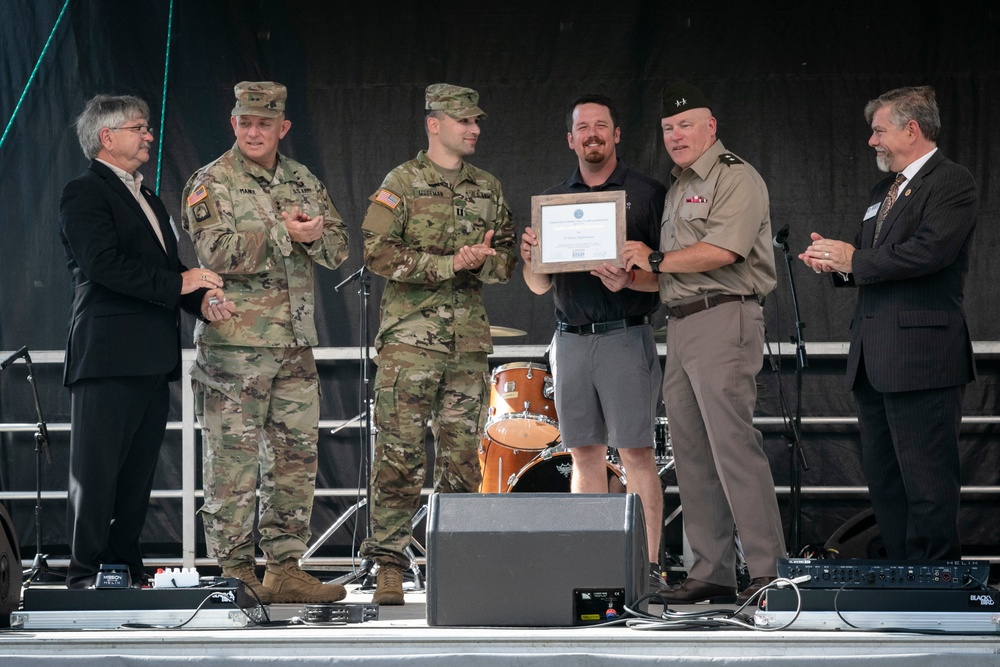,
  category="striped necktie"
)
[872,173,905,246]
